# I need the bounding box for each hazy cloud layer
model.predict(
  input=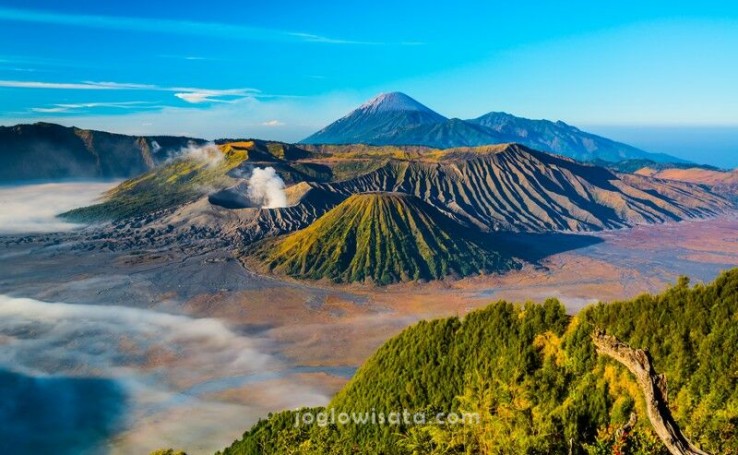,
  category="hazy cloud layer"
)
[0,295,330,453]
[0,181,119,234]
